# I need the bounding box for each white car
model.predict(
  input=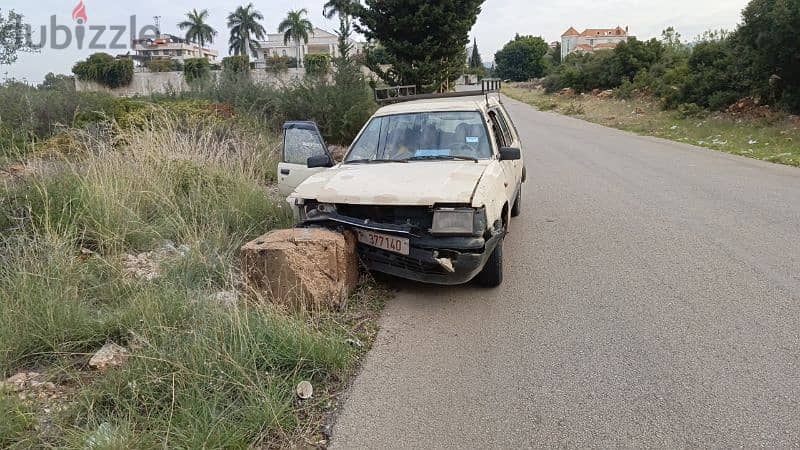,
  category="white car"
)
[277,91,525,286]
